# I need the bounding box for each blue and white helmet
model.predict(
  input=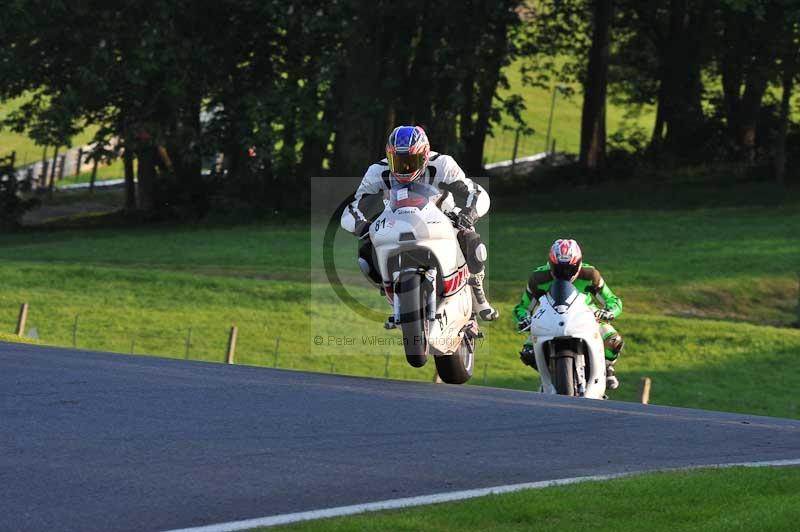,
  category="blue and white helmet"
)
[386,125,430,183]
